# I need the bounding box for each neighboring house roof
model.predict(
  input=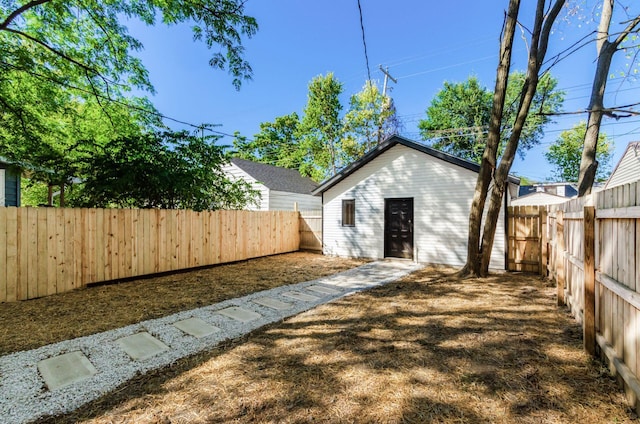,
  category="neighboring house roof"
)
[511,191,569,206]
[230,158,319,195]
[605,141,640,189]
[312,135,520,195]
[518,183,578,198]
[0,157,19,169]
